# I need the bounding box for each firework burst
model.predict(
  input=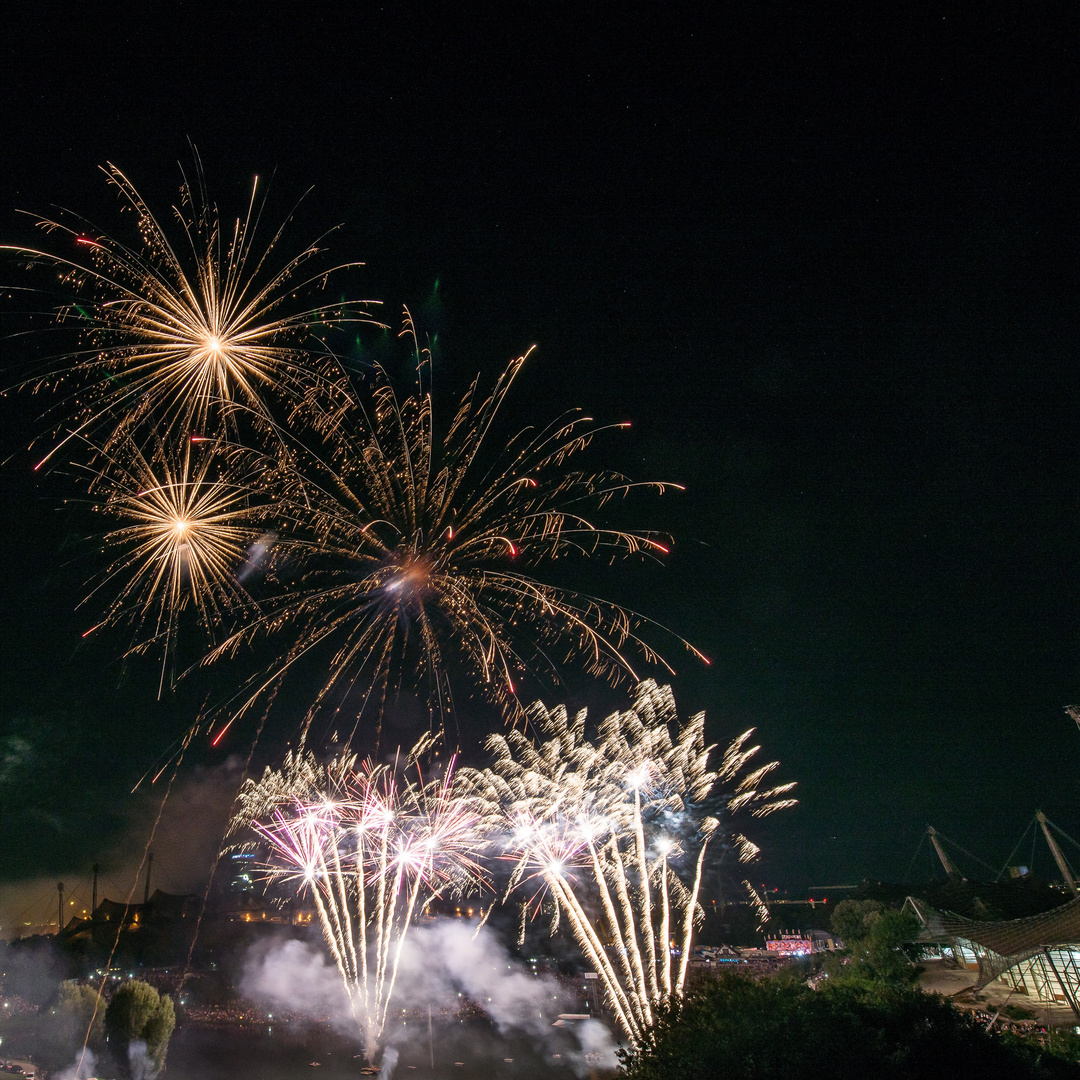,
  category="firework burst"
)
[461,680,796,1045]
[230,735,492,1062]
[4,155,381,460]
[5,160,706,761]
[77,431,267,691]
[205,321,707,742]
